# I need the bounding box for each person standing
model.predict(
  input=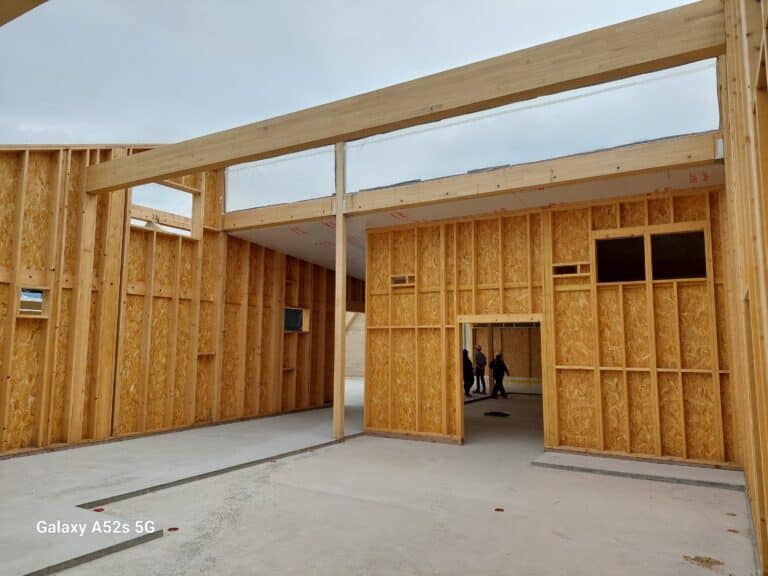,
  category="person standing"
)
[462,349,474,398]
[489,353,510,399]
[474,345,487,394]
